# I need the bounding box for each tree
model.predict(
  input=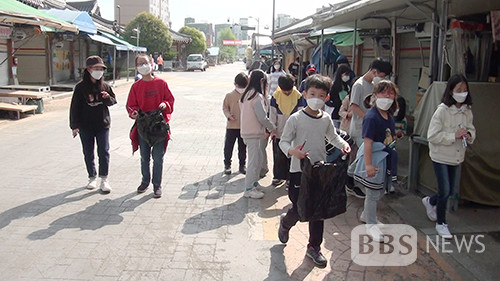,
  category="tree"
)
[178,26,206,55]
[123,12,172,55]
[218,28,236,62]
